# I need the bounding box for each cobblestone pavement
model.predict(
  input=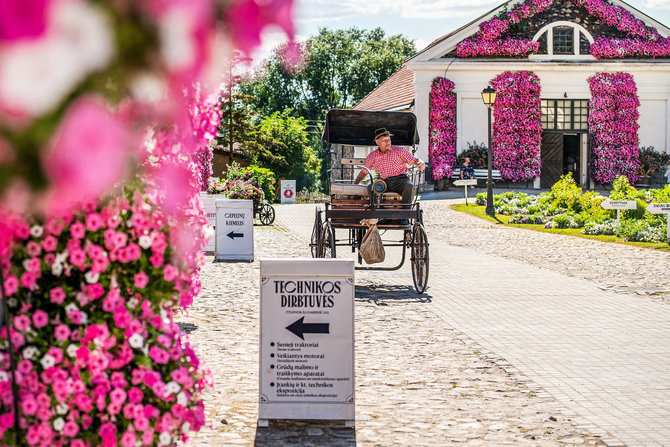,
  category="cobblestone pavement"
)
[418,197,670,301]
[176,206,633,446]
[270,201,670,447]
